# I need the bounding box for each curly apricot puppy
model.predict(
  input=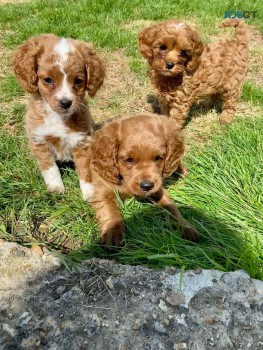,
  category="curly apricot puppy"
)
[139,19,248,127]
[12,34,105,199]
[86,114,198,246]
